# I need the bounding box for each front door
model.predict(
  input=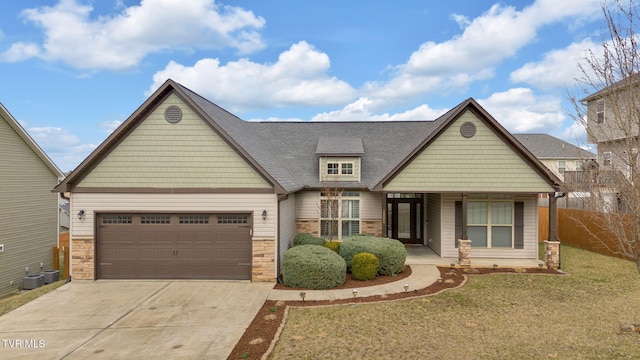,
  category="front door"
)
[387,196,422,244]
